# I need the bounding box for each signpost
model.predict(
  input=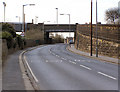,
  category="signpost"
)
[20,32,24,37]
